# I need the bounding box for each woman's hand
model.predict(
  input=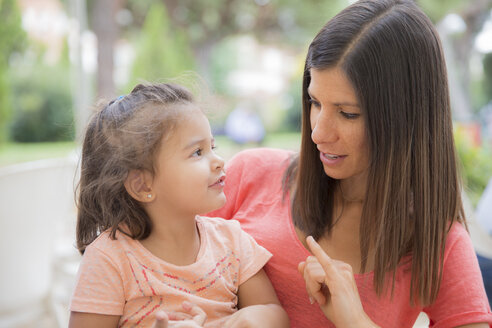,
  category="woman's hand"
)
[152,301,207,328]
[298,236,379,328]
